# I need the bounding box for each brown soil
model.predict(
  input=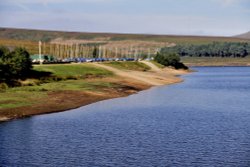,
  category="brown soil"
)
[0,78,150,122]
